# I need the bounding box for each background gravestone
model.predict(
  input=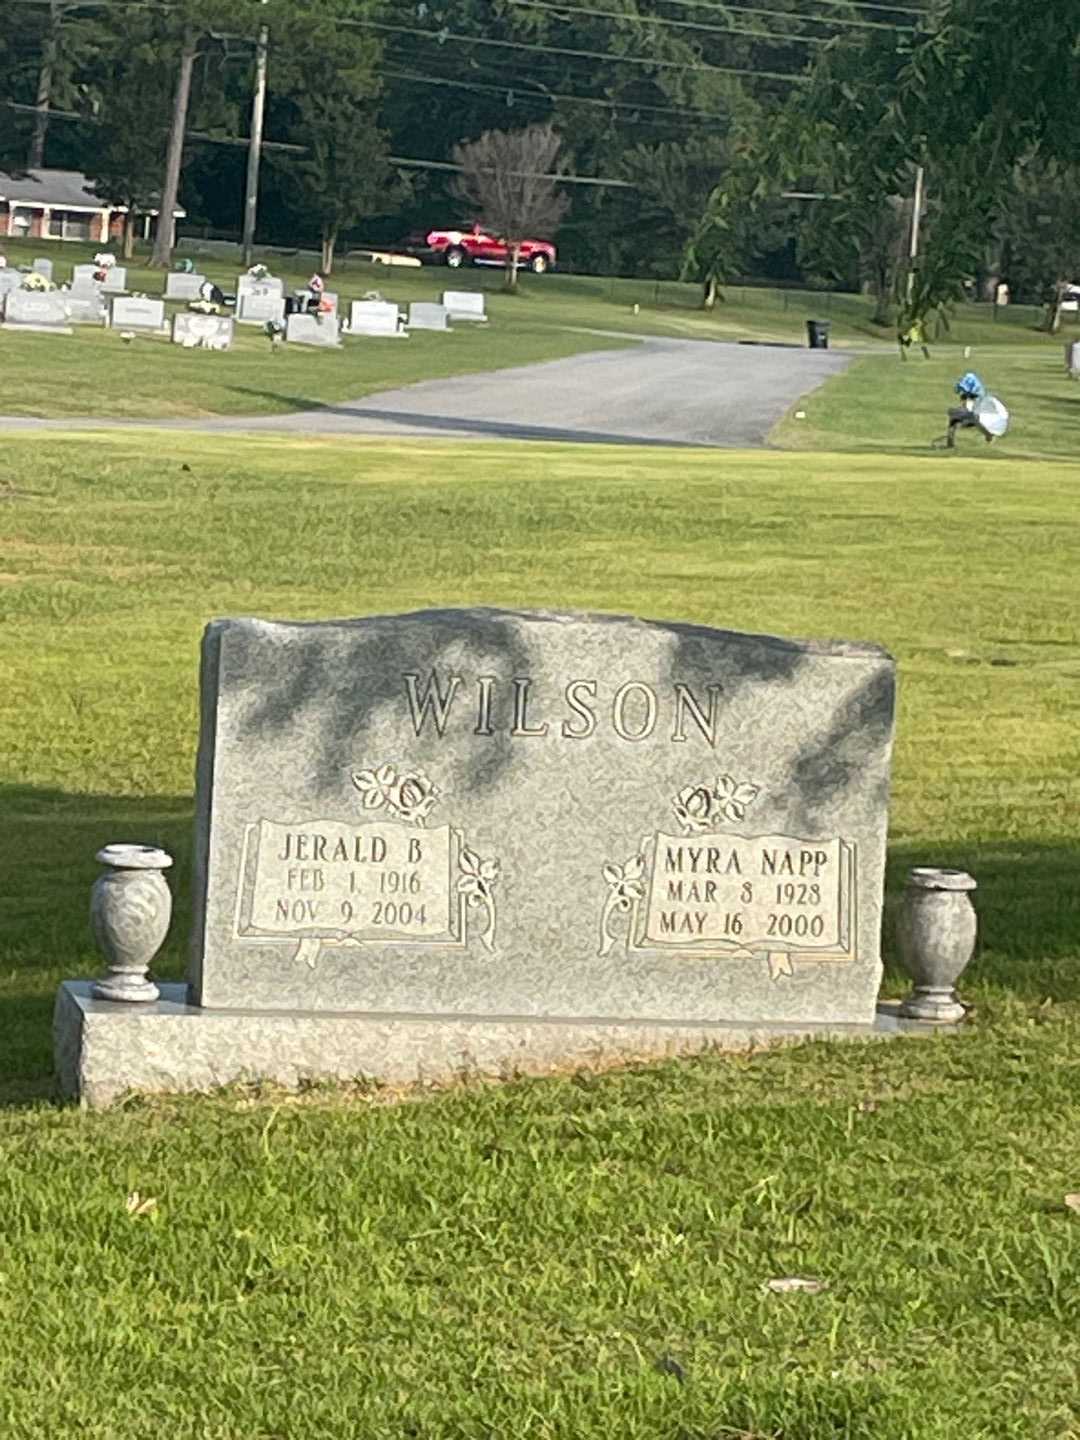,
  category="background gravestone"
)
[32,256,53,280]
[109,295,166,332]
[101,267,127,294]
[189,609,896,1026]
[409,302,450,332]
[172,312,233,349]
[3,287,72,333]
[348,300,405,337]
[65,286,108,325]
[0,271,21,300]
[237,285,286,326]
[165,271,208,301]
[237,272,284,294]
[285,312,341,347]
[442,290,487,322]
